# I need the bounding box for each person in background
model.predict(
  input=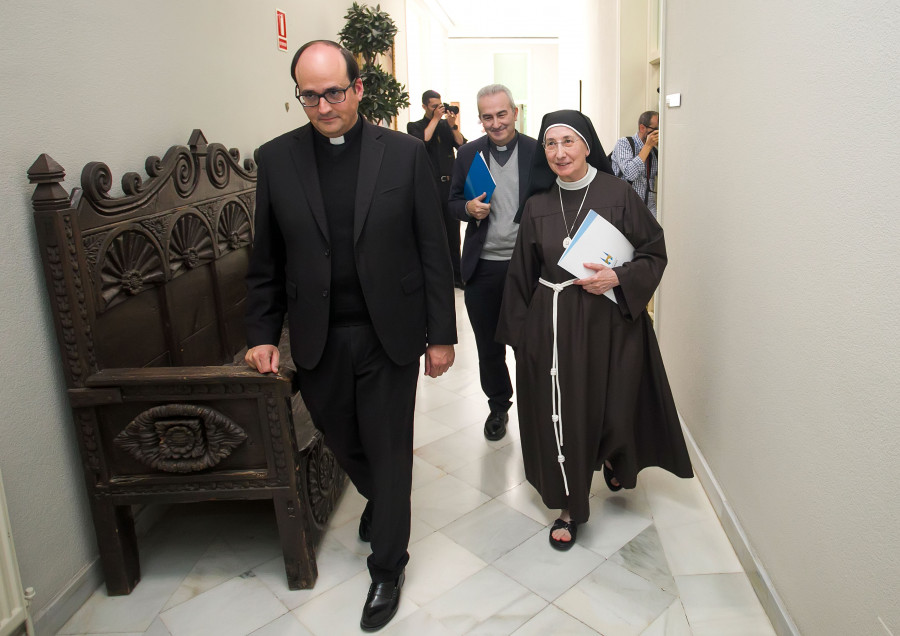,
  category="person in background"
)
[497,109,692,551]
[448,84,538,442]
[407,90,467,288]
[611,110,659,218]
[244,40,457,632]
